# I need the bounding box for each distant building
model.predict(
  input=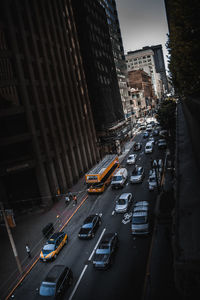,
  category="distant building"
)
[0,0,99,212]
[128,70,155,117]
[126,45,168,98]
